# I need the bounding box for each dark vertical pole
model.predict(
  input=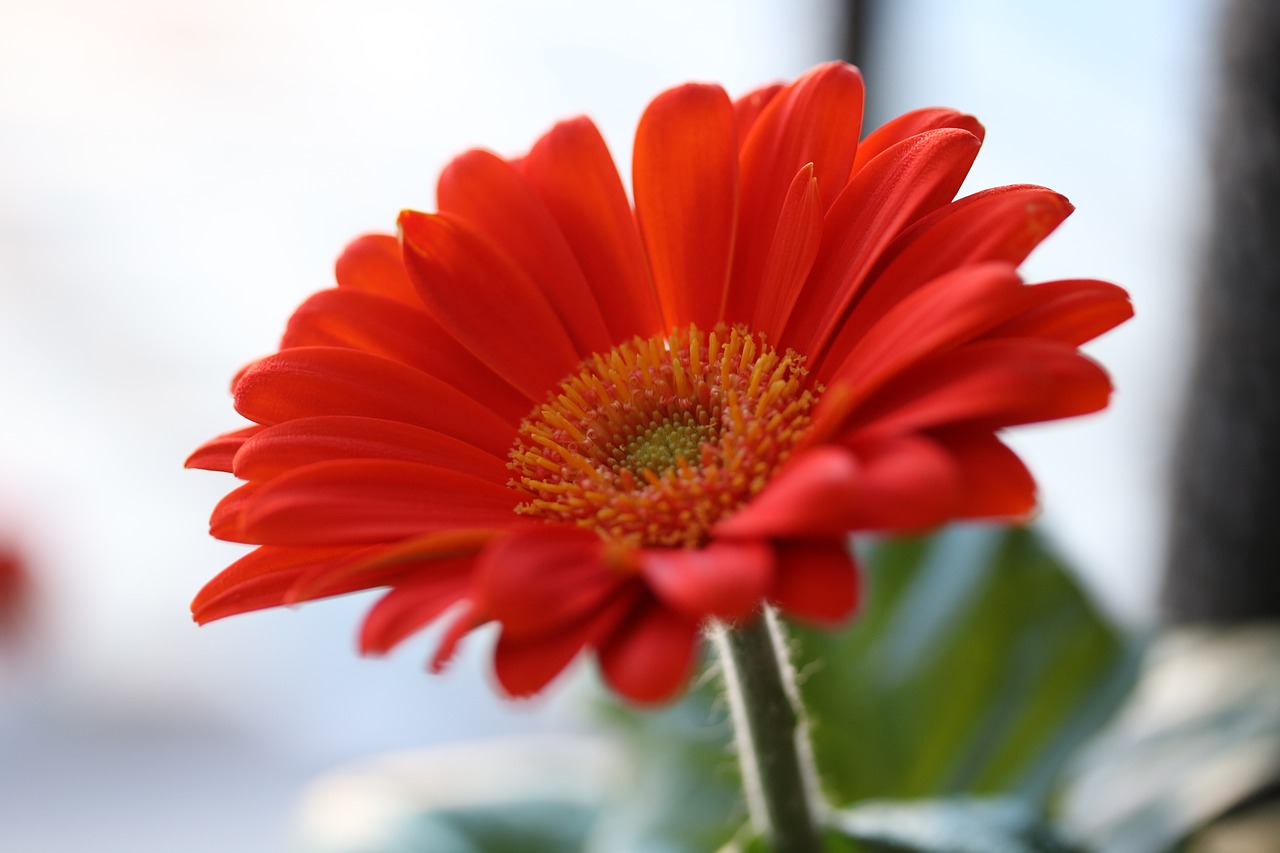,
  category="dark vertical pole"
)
[1164,0,1280,622]
[839,0,870,69]
[840,0,888,131]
